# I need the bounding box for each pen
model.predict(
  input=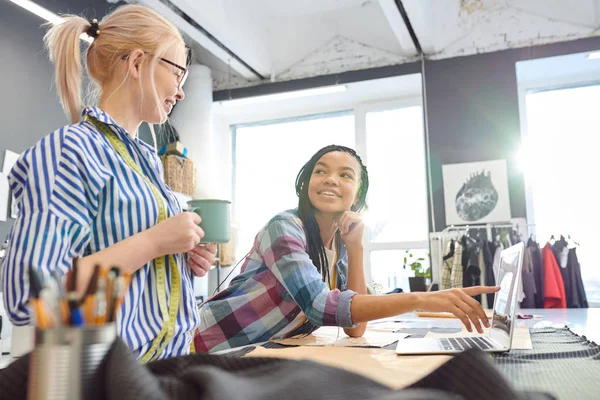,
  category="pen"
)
[68,259,84,327]
[29,268,53,329]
